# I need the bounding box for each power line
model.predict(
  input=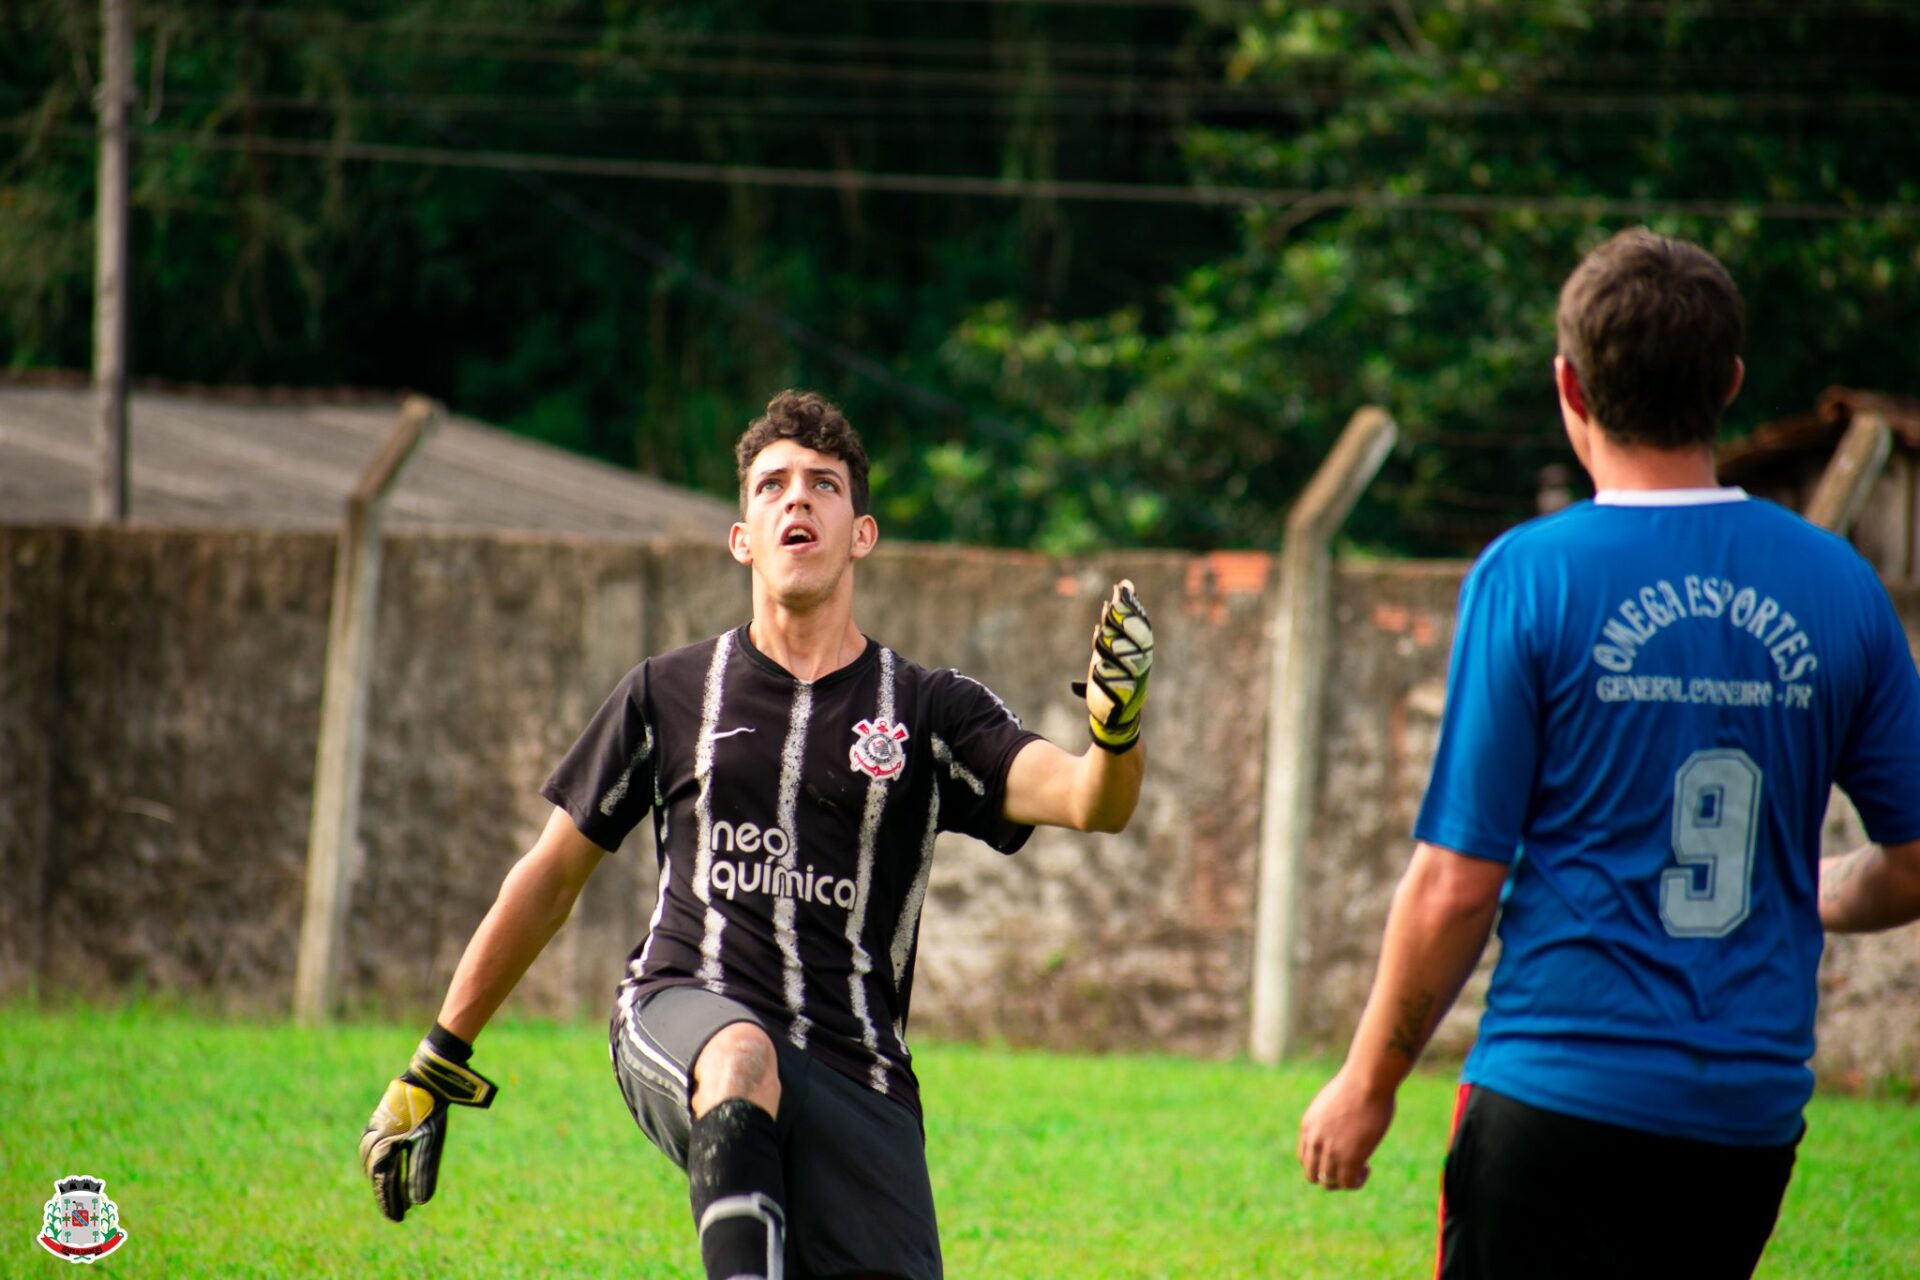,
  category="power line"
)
[188,39,1920,89]
[33,95,1900,169]
[888,0,1915,14]
[17,85,1919,122]
[179,0,1907,14]
[134,9,1229,72]
[10,116,1913,219]
[67,125,1912,223]
[115,10,1920,89]
[17,103,1900,173]
[499,171,1017,441]
[1375,481,1539,514]
[176,44,1236,98]
[1401,432,1566,452]
[336,69,1035,449]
